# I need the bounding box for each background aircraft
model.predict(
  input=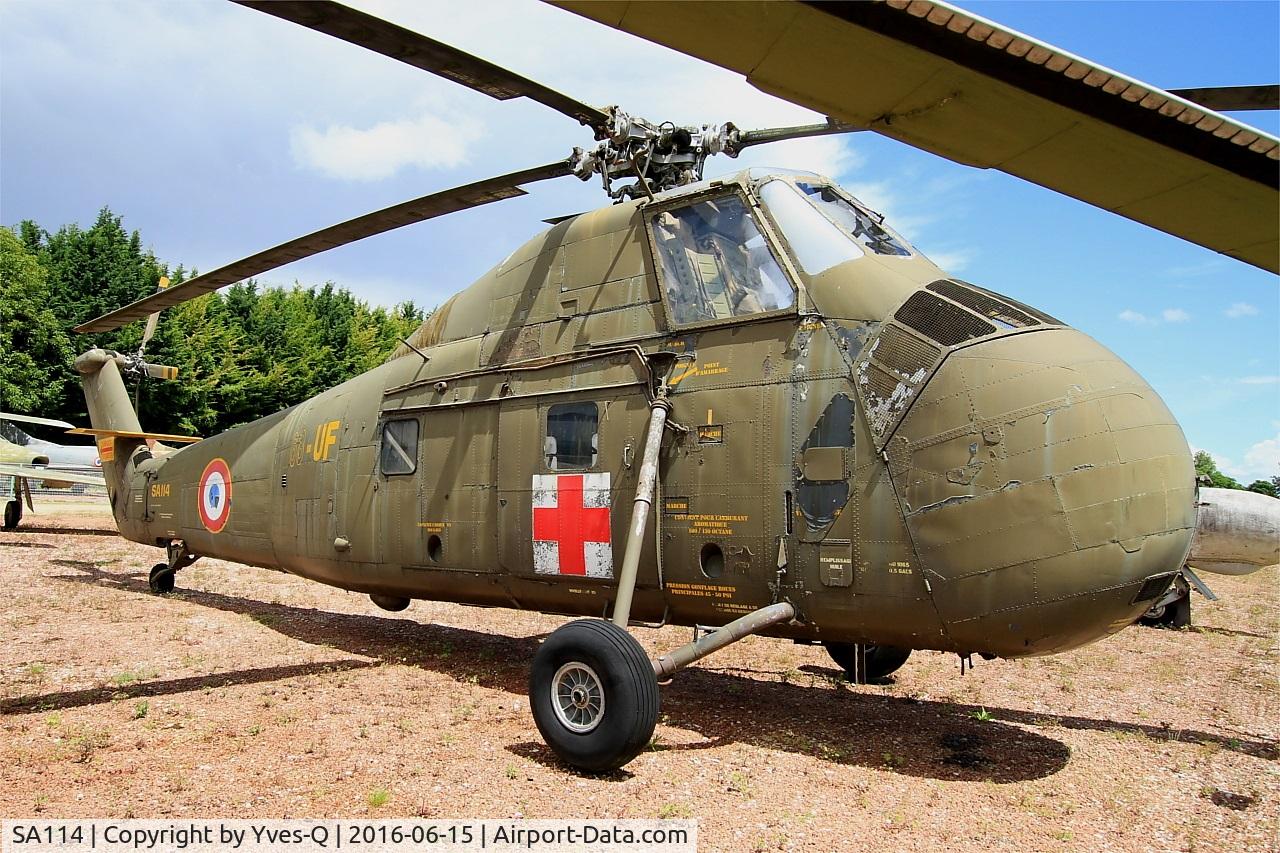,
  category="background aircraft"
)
[0,413,106,529]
